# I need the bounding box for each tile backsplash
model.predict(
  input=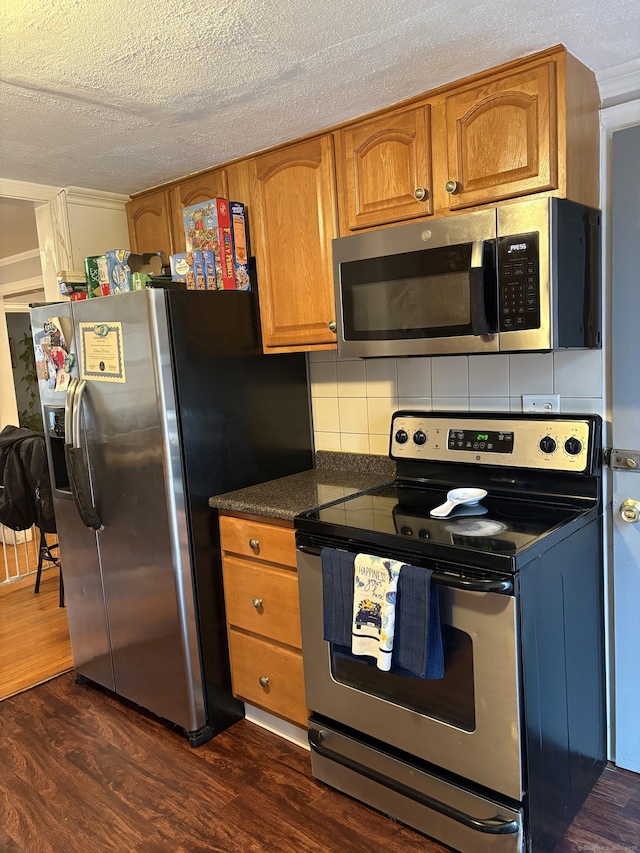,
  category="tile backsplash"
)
[309,350,604,455]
